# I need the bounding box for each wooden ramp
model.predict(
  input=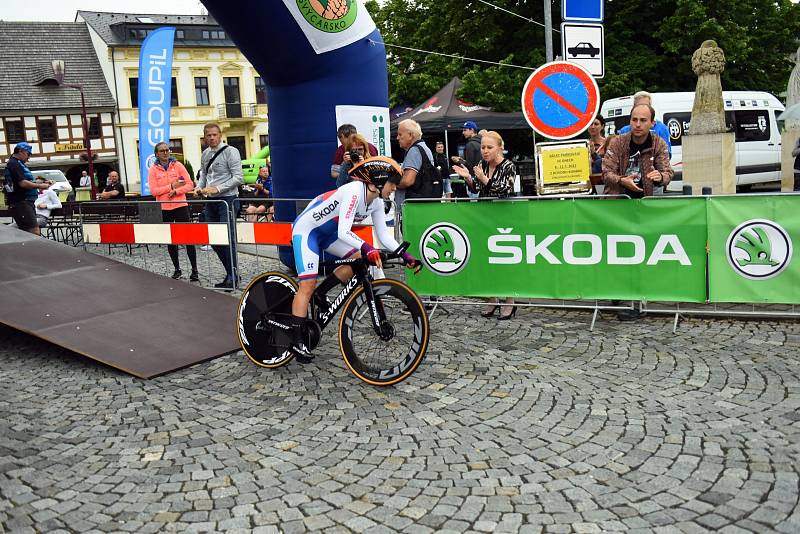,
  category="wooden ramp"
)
[0,225,239,378]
